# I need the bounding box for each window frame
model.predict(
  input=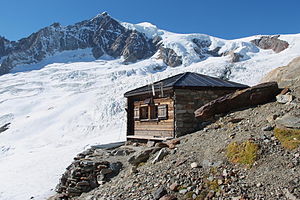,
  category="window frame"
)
[133,107,140,121]
[157,104,168,120]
